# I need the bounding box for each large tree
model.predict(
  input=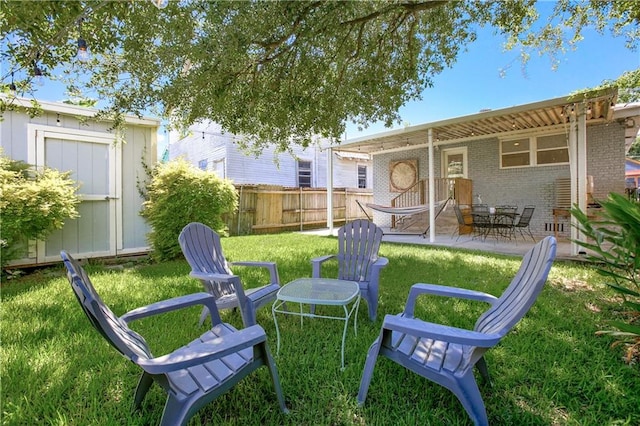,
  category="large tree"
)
[1,1,638,151]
